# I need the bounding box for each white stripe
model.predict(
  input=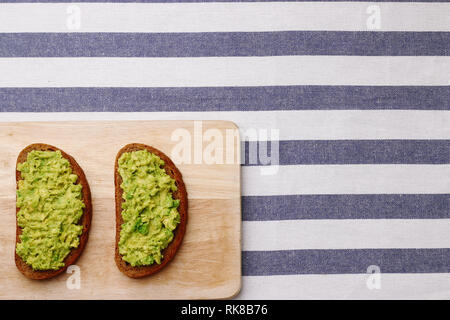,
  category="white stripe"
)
[237,274,450,299]
[0,3,449,32]
[0,111,449,140]
[243,220,450,251]
[242,165,450,196]
[0,57,449,87]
